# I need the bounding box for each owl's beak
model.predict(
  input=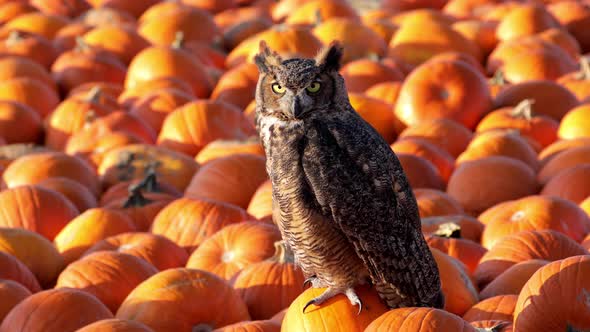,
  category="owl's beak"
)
[291,95,304,119]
